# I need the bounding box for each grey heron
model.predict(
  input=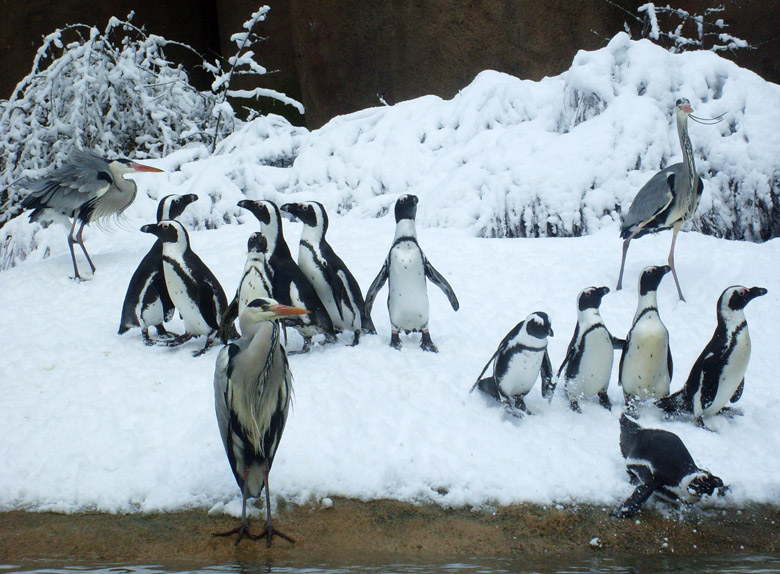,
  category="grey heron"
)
[213,297,308,546]
[616,98,724,301]
[20,149,163,280]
